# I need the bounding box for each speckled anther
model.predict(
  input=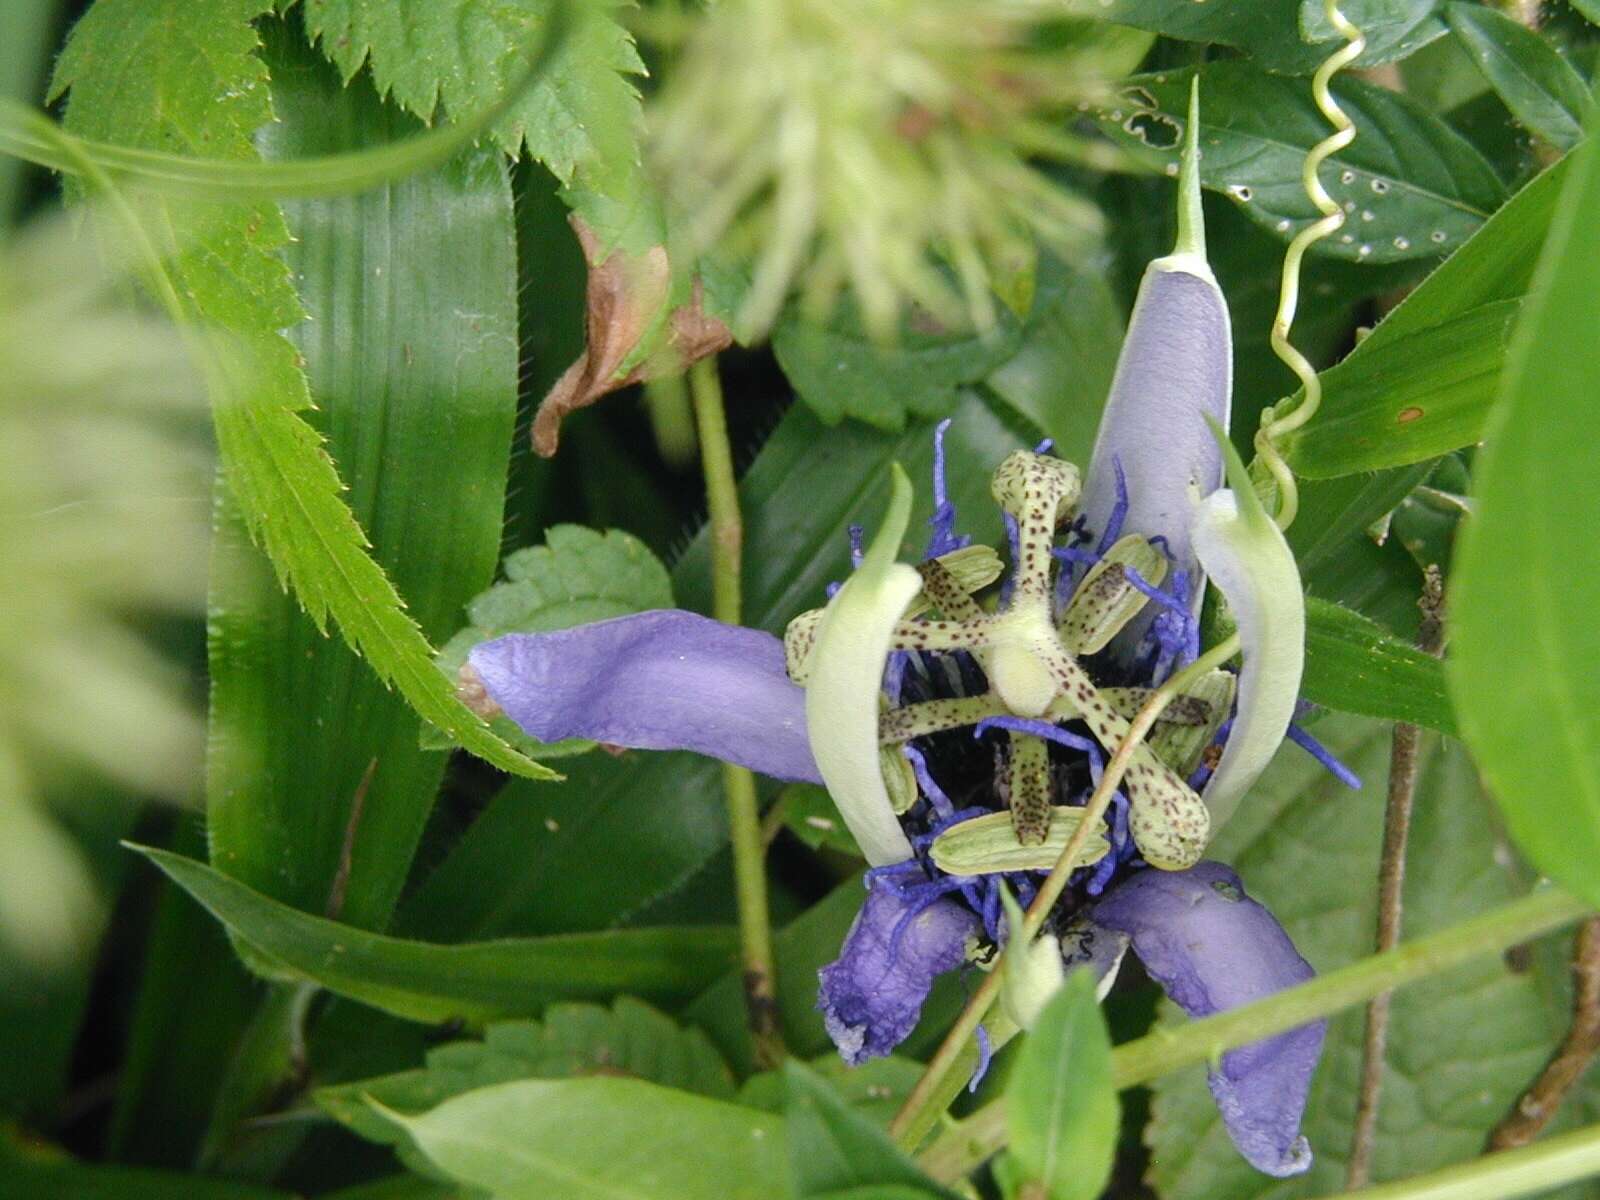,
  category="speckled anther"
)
[1058,534,1169,655]
[783,608,825,683]
[1027,633,1210,868]
[1007,733,1053,844]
